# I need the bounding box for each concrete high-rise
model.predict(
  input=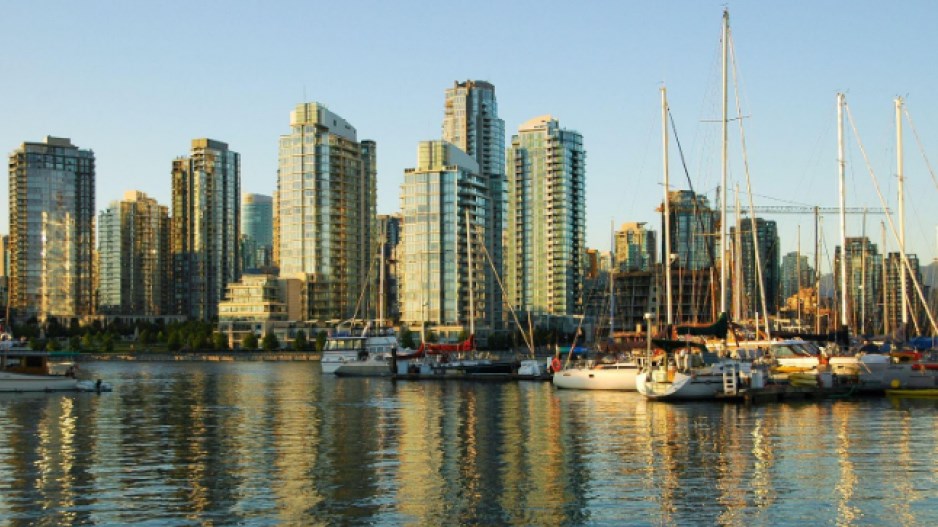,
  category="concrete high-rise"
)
[241,193,273,272]
[171,139,241,320]
[276,103,376,322]
[399,141,485,336]
[98,191,171,316]
[8,136,95,321]
[443,80,506,329]
[506,116,586,319]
